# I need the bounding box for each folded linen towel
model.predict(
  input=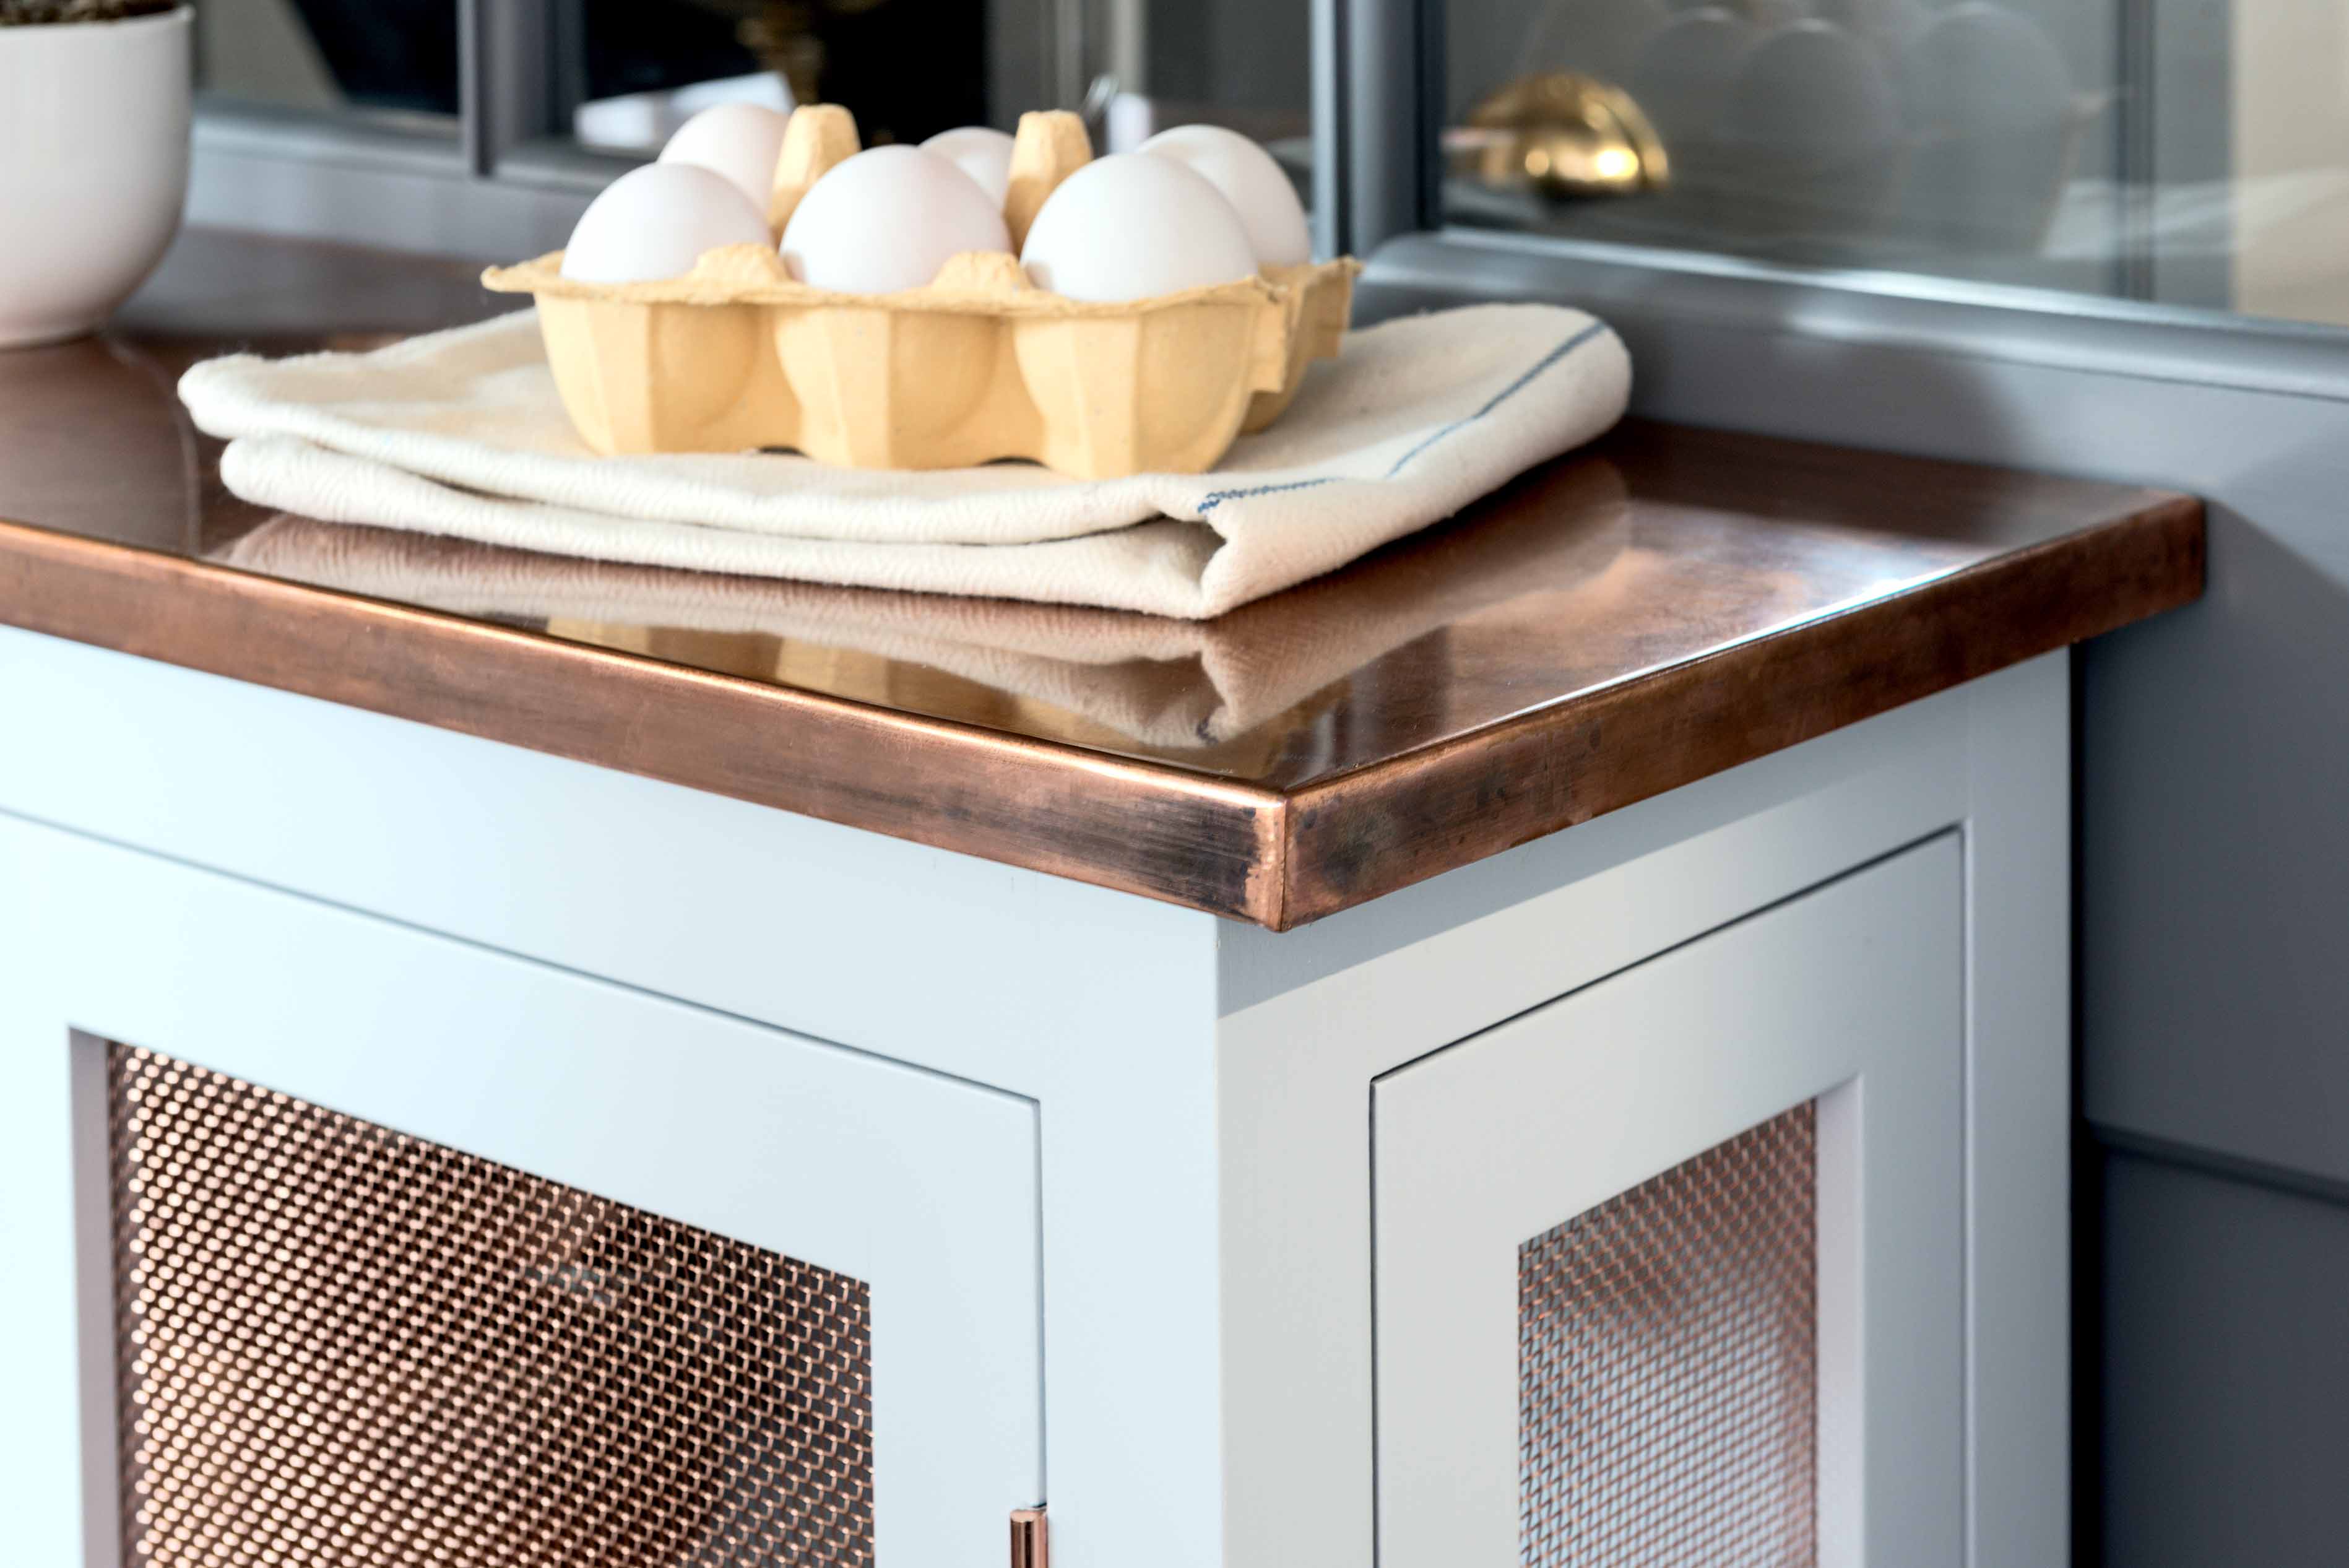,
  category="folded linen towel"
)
[181,301,1630,620]
[217,457,1632,750]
